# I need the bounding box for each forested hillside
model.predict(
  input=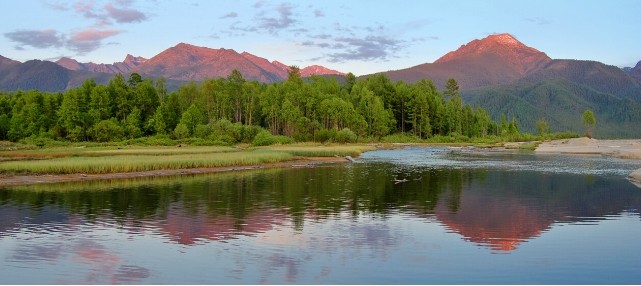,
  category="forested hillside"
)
[463,78,641,138]
[0,69,541,144]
